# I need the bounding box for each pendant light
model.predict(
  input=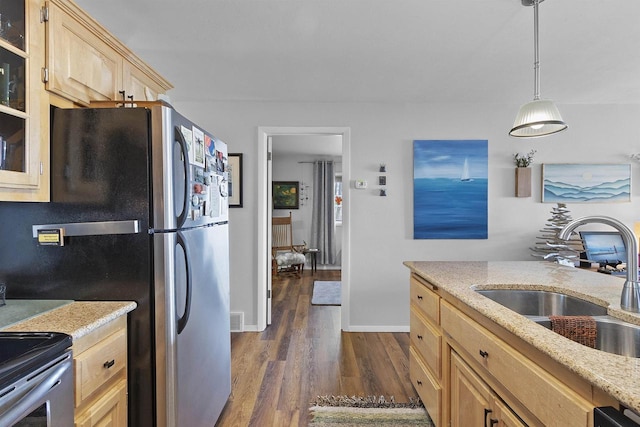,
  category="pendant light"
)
[509,0,567,138]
